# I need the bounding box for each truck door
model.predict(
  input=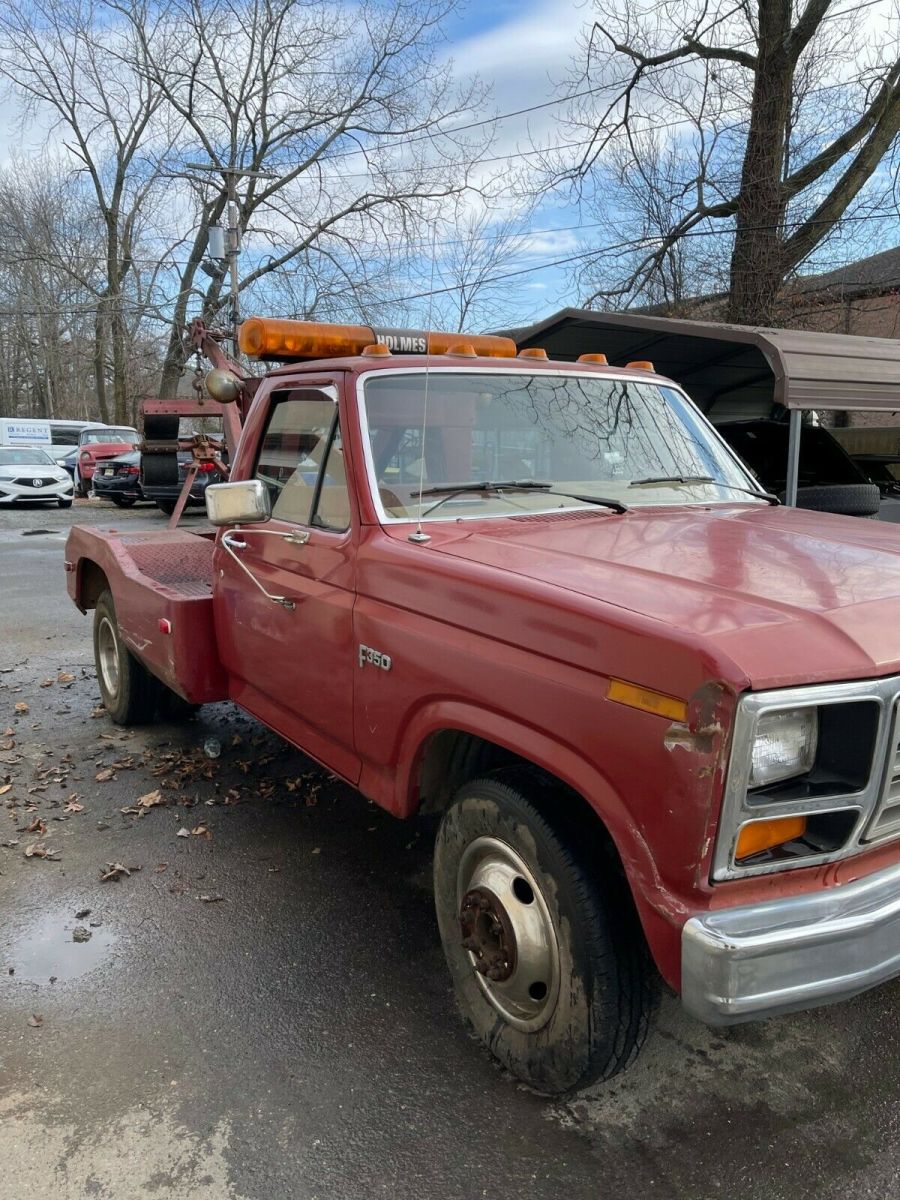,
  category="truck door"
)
[213,382,360,784]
